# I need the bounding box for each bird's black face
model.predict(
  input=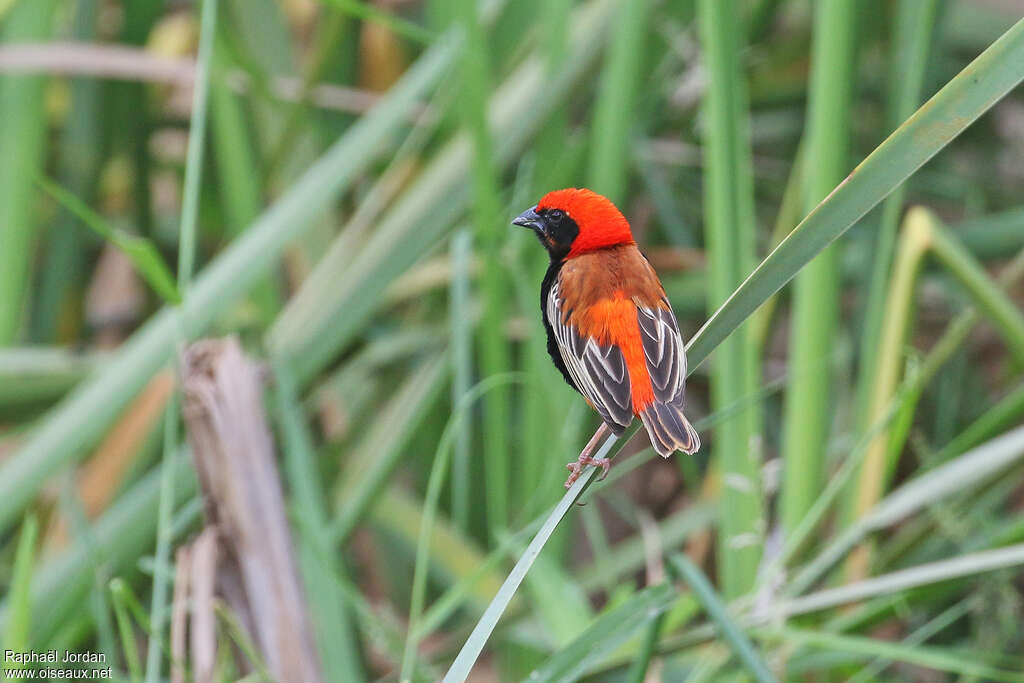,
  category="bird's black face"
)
[512,205,580,261]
